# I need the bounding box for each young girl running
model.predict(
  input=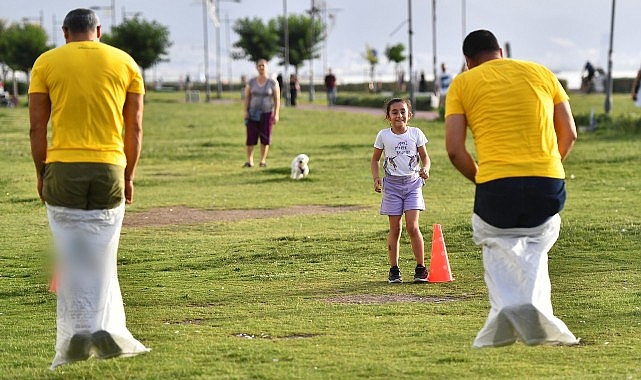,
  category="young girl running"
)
[371,98,431,283]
